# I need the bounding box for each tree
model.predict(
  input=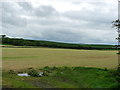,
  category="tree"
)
[113,19,120,71]
[0,35,6,38]
[112,19,120,29]
[112,19,120,48]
